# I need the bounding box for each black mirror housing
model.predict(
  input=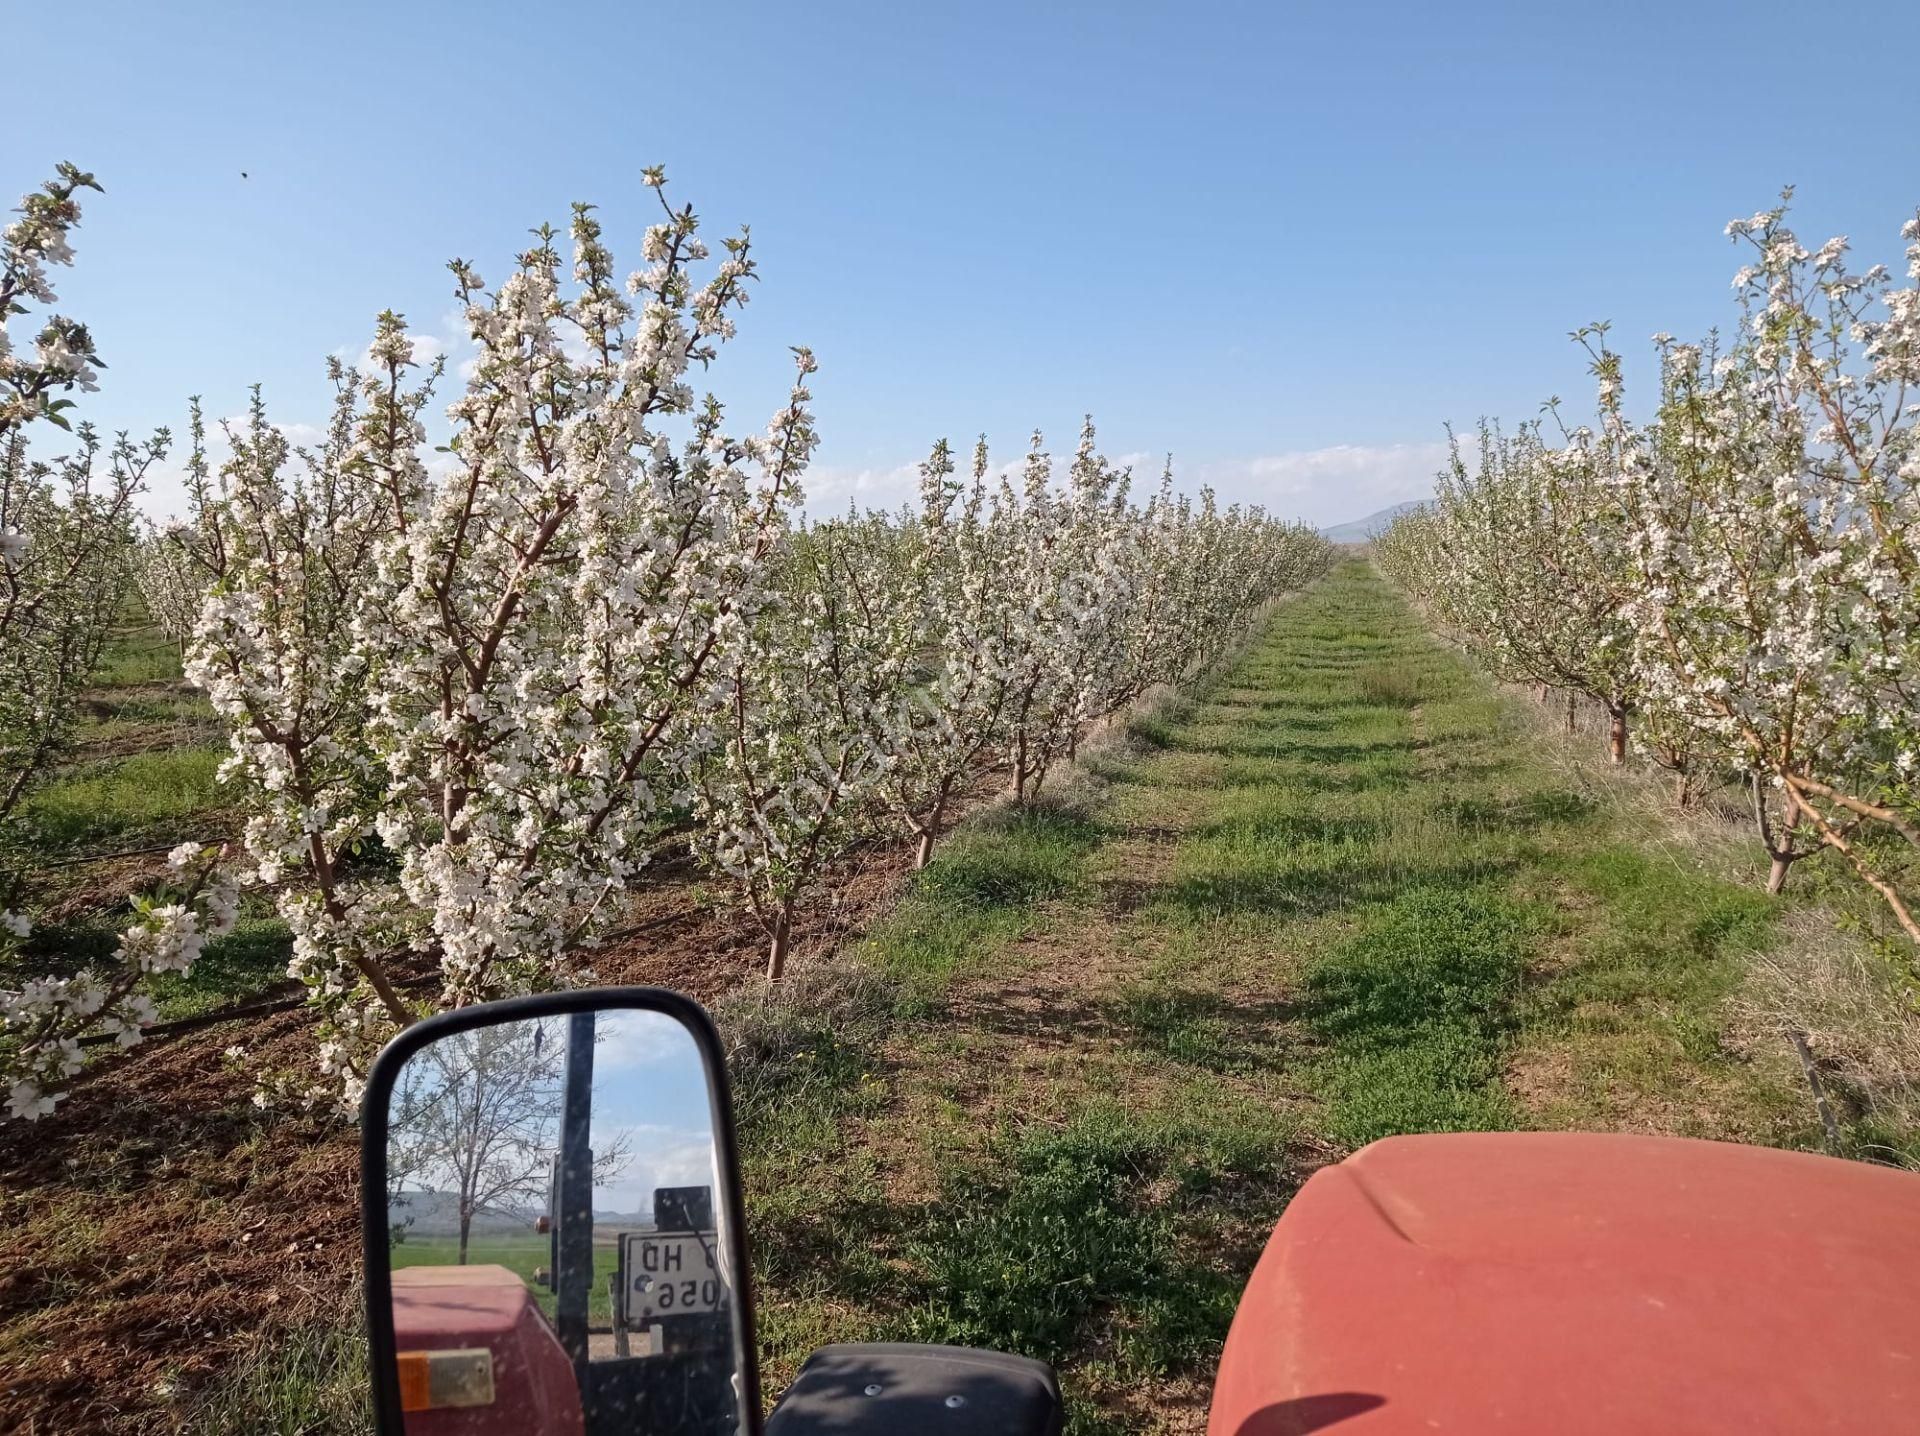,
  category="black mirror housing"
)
[360,987,759,1435]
